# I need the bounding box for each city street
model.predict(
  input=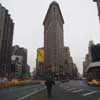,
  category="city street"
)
[23,80,100,100]
[0,84,46,100]
[0,0,100,100]
[1,80,100,100]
